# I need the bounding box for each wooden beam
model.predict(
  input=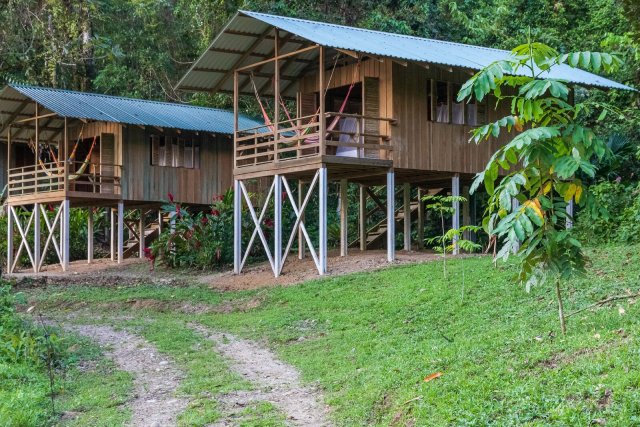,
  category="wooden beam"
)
[249,32,297,94]
[210,27,272,95]
[236,45,318,73]
[0,99,30,136]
